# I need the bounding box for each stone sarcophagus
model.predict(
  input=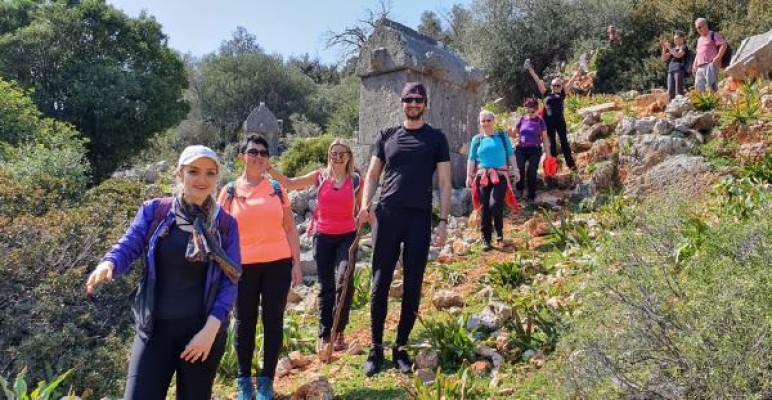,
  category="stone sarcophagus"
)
[354,18,485,188]
[725,28,772,81]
